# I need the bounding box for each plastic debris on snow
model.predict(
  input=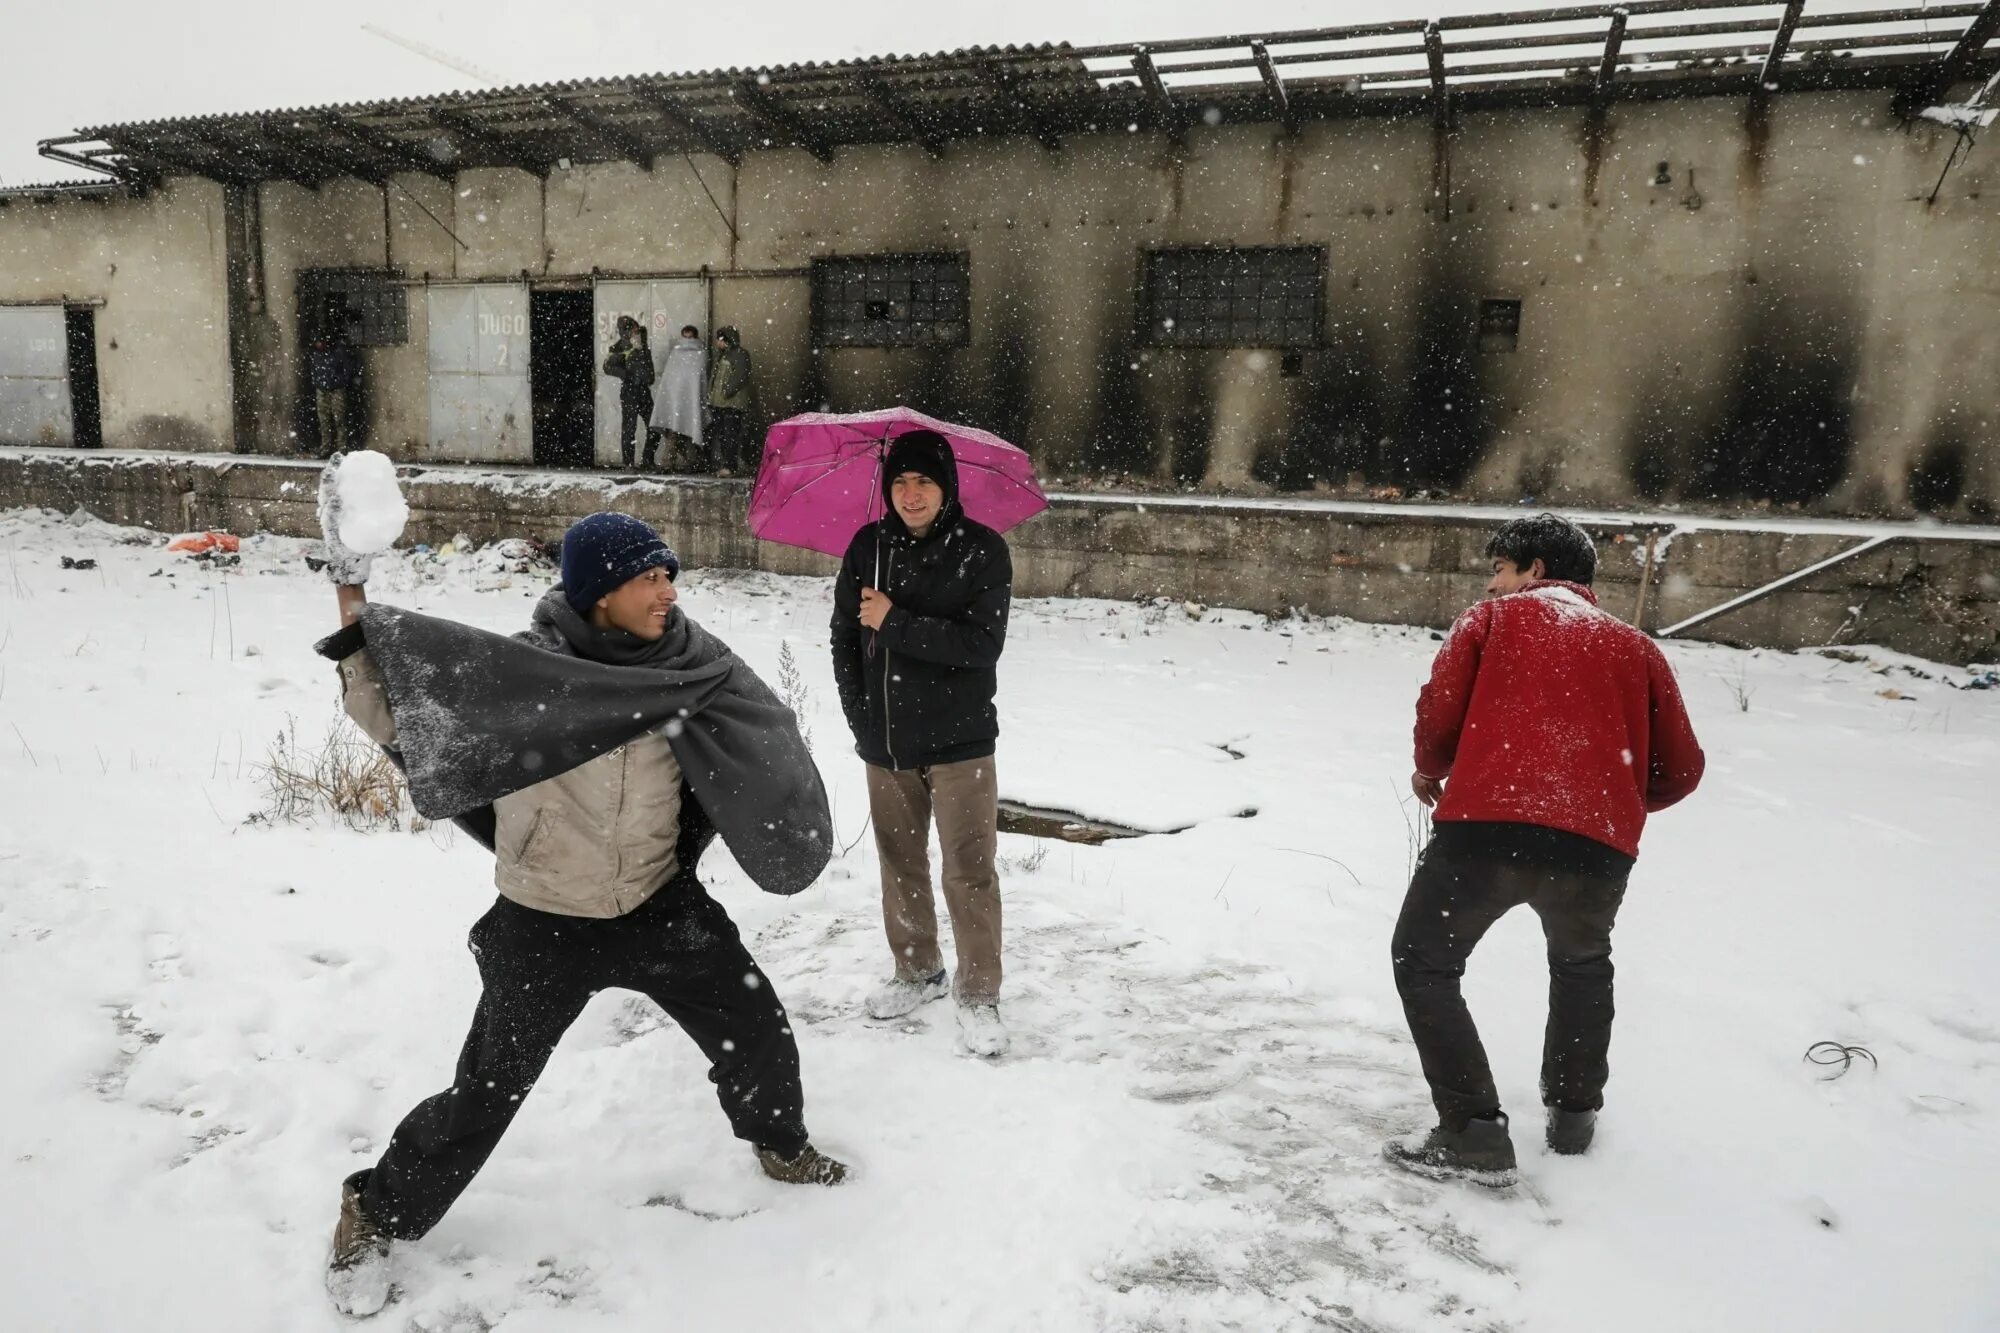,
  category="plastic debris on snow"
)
[330,450,410,554]
[165,531,241,554]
